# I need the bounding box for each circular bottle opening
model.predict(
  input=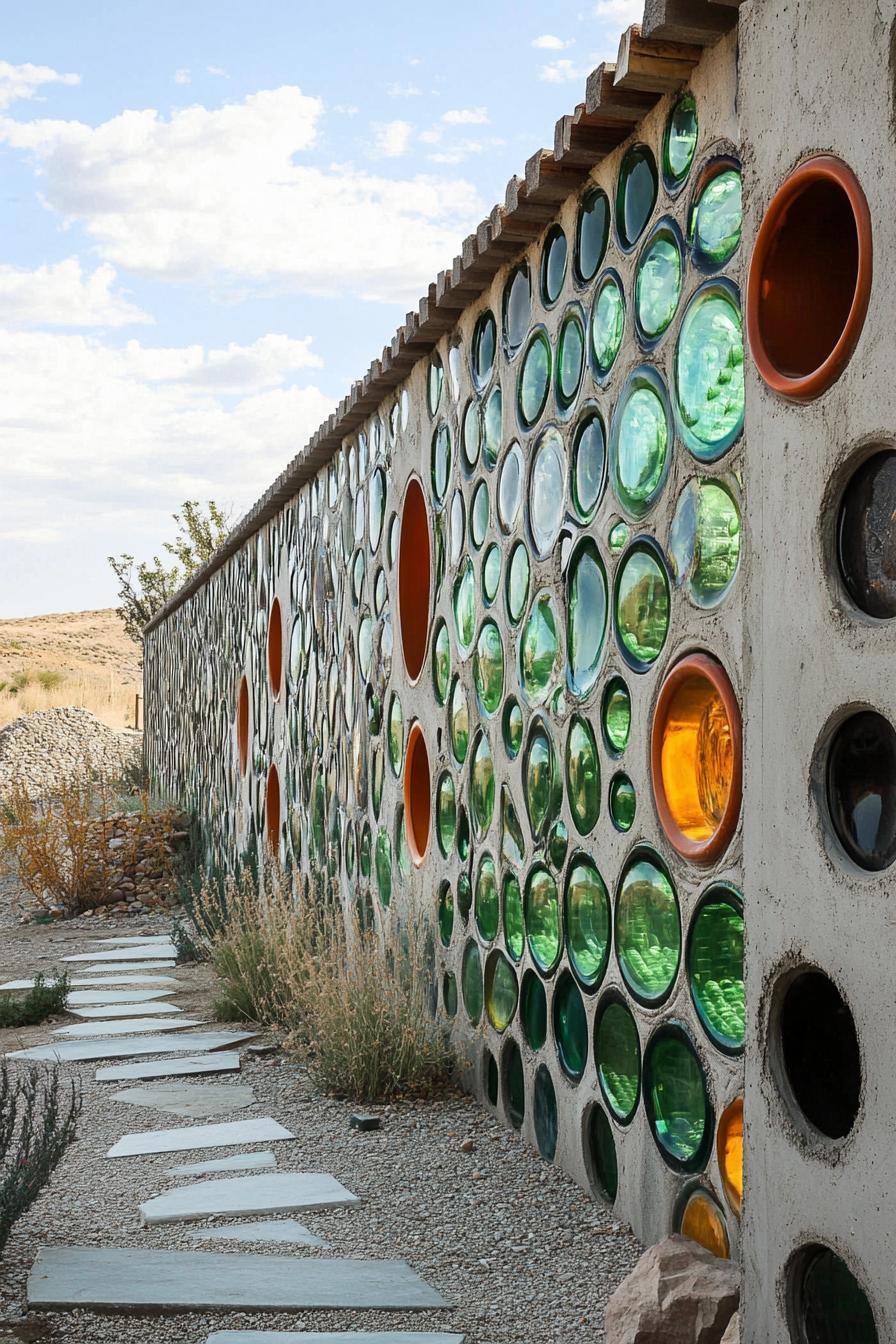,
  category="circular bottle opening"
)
[825,709,896,871]
[675,1185,730,1259]
[788,1243,878,1343]
[650,653,742,864]
[716,1096,743,1216]
[236,675,250,776]
[267,597,283,697]
[265,763,281,854]
[398,477,432,683]
[776,968,861,1140]
[747,155,872,401]
[403,722,431,866]
[836,449,896,619]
